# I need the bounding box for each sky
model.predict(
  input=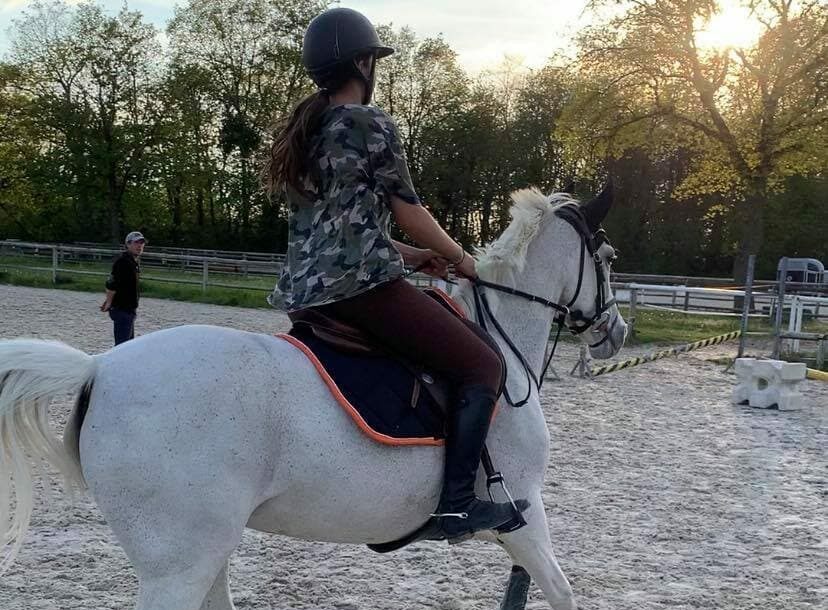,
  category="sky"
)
[0,0,591,72]
[0,1,766,71]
